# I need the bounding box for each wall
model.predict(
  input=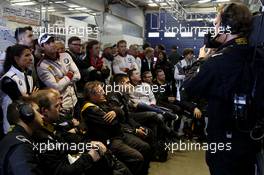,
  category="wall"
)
[145,12,215,56]
[100,12,143,45]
